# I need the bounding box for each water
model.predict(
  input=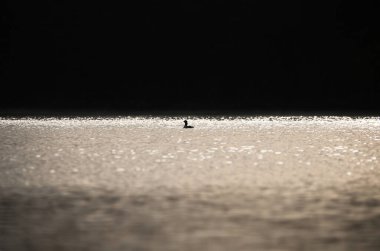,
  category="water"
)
[1,116,380,251]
